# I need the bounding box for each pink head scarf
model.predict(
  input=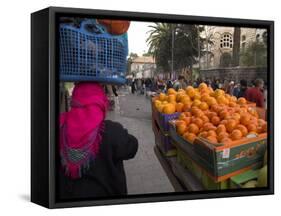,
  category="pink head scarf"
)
[60,82,108,179]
